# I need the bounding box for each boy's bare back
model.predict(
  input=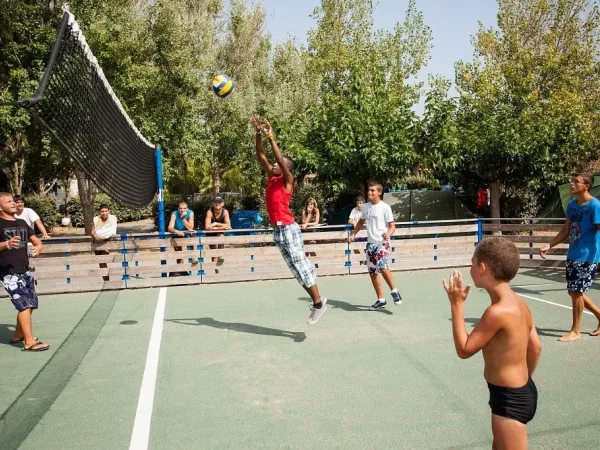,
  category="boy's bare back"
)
[481,291,534,388]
